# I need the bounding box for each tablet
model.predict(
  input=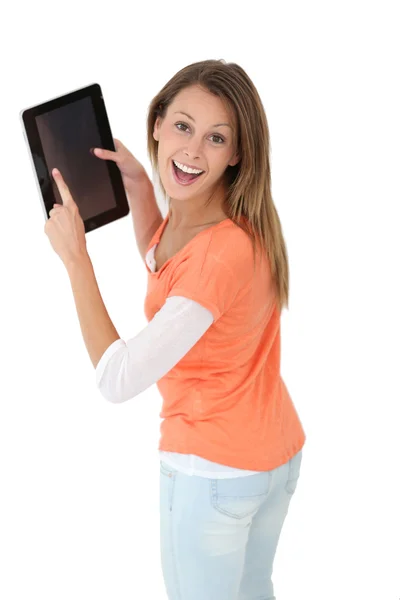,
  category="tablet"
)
[20,83,129,233]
